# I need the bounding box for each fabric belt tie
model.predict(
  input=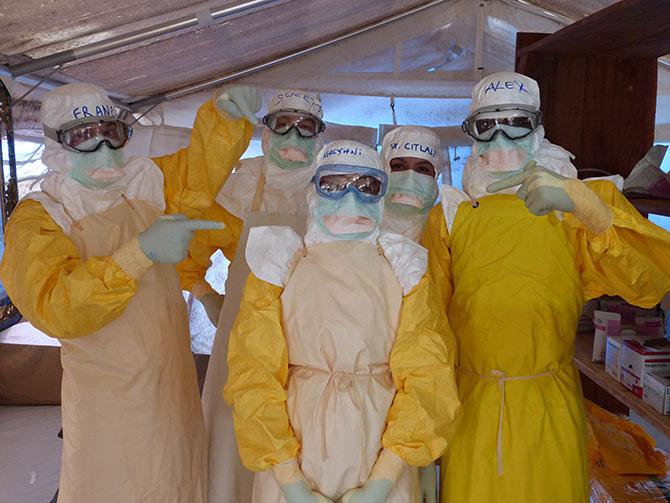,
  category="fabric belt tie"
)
[459,367,557,476]
[291,364,390,481]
